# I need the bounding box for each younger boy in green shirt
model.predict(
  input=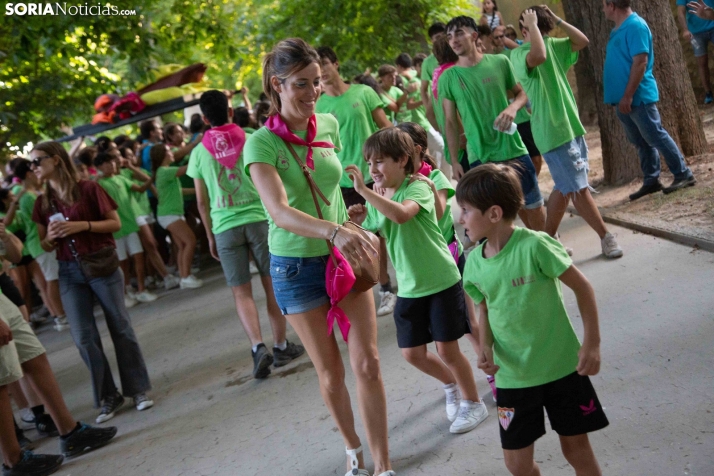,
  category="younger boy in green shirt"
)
[456,163,608,475]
